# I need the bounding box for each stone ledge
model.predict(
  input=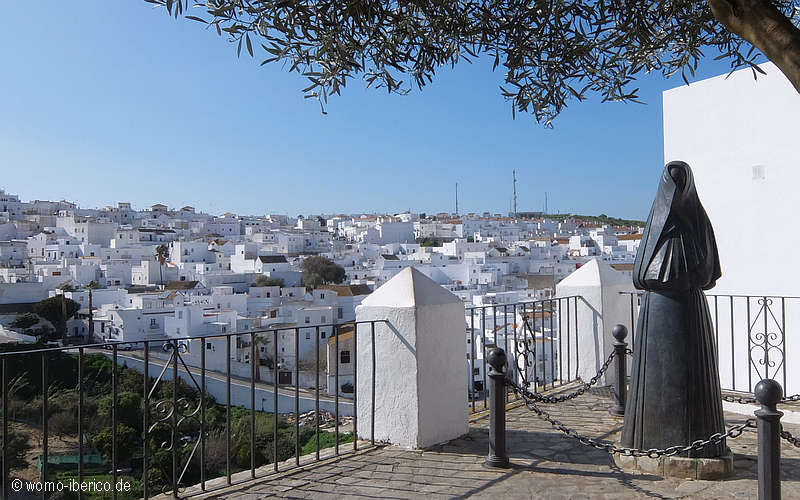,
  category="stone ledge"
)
[613,450,734,480]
